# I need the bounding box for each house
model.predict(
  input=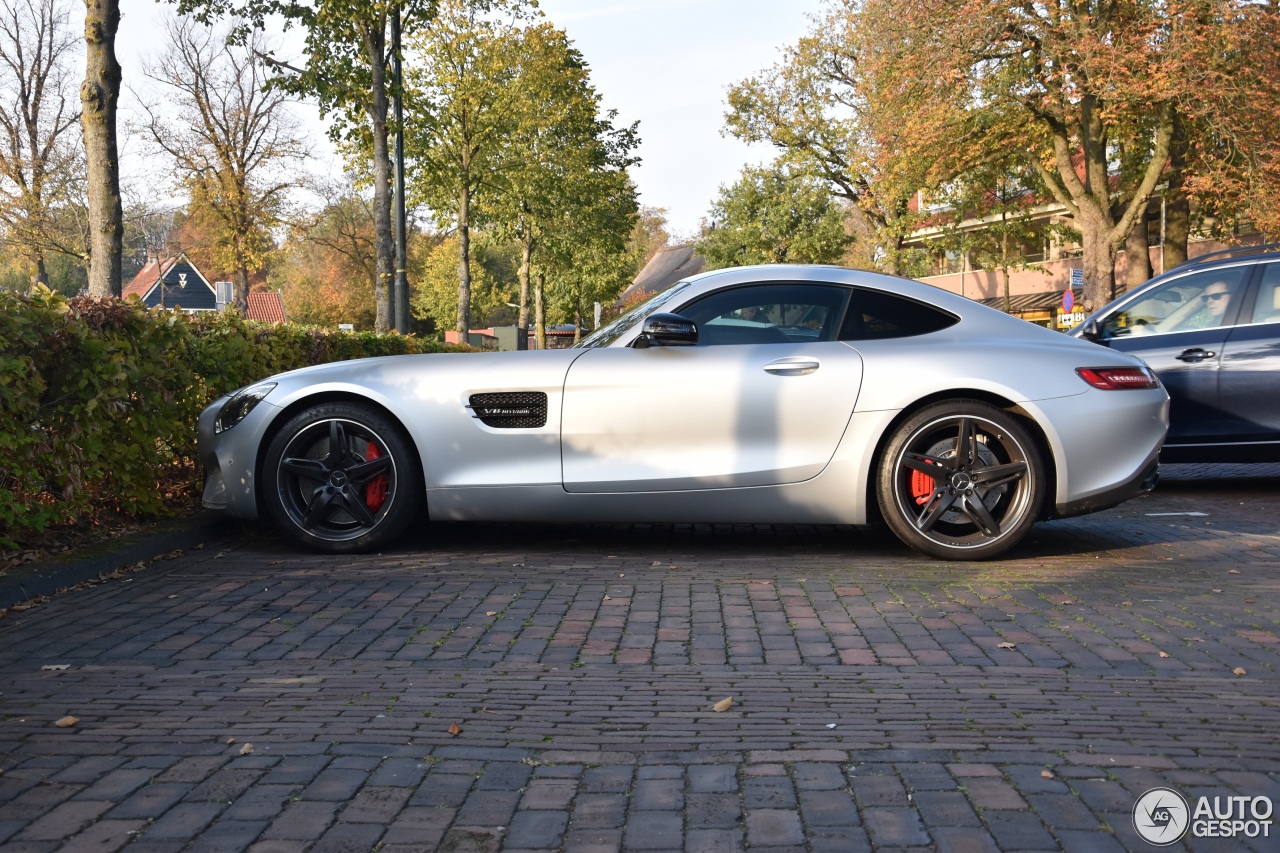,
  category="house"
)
[618,245,705,303]
[902,190,1264,327]
[123,253,287,322]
